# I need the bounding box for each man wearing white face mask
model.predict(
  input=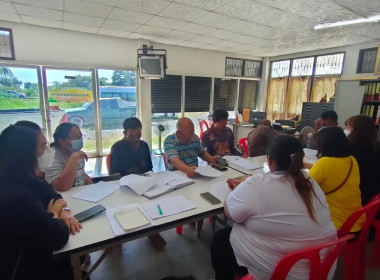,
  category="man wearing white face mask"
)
[43,123,93,192]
